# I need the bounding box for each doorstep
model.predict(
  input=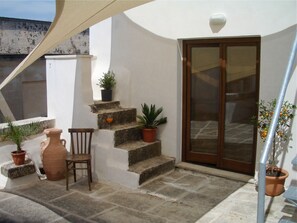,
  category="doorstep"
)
[176,162,254,183]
